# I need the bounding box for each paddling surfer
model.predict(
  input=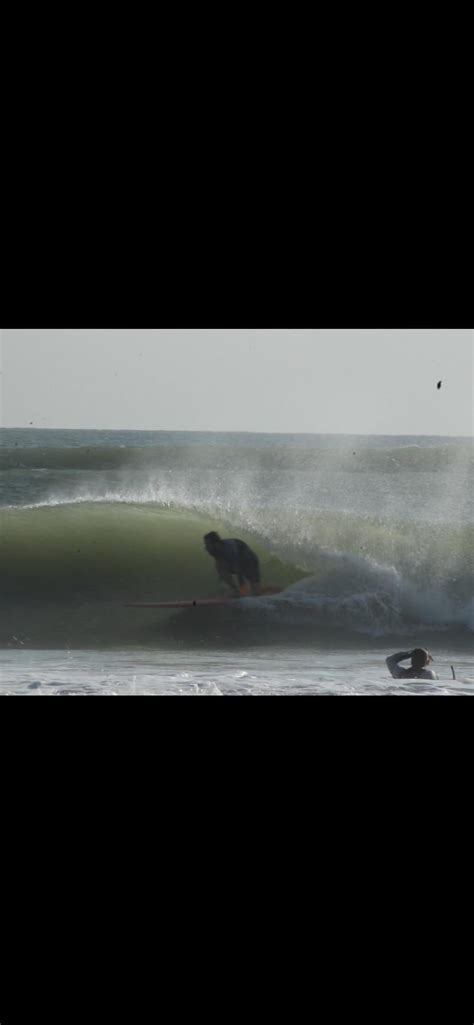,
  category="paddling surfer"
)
[386,648,437,680]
